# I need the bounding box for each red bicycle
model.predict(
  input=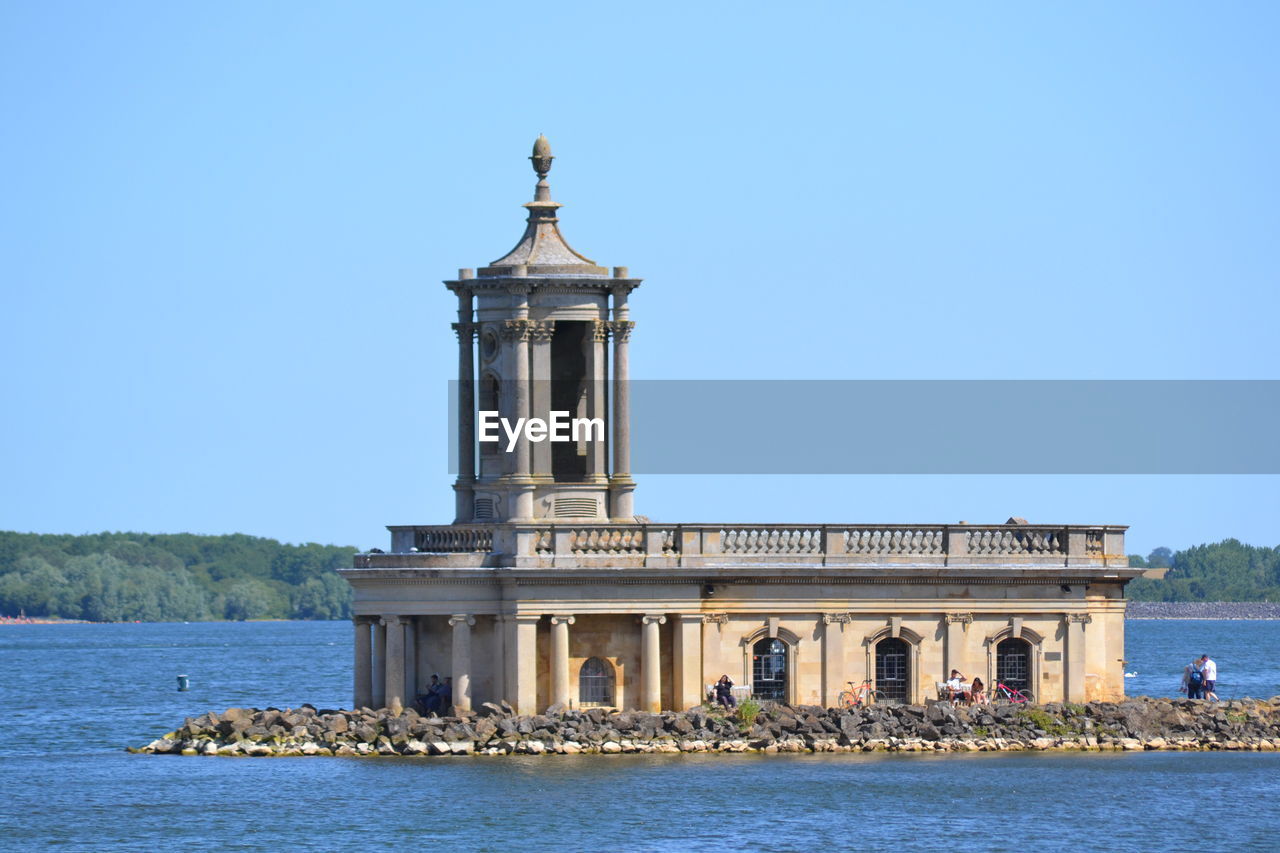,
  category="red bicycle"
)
[838,679,885,708]
[991,681,1034,704]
